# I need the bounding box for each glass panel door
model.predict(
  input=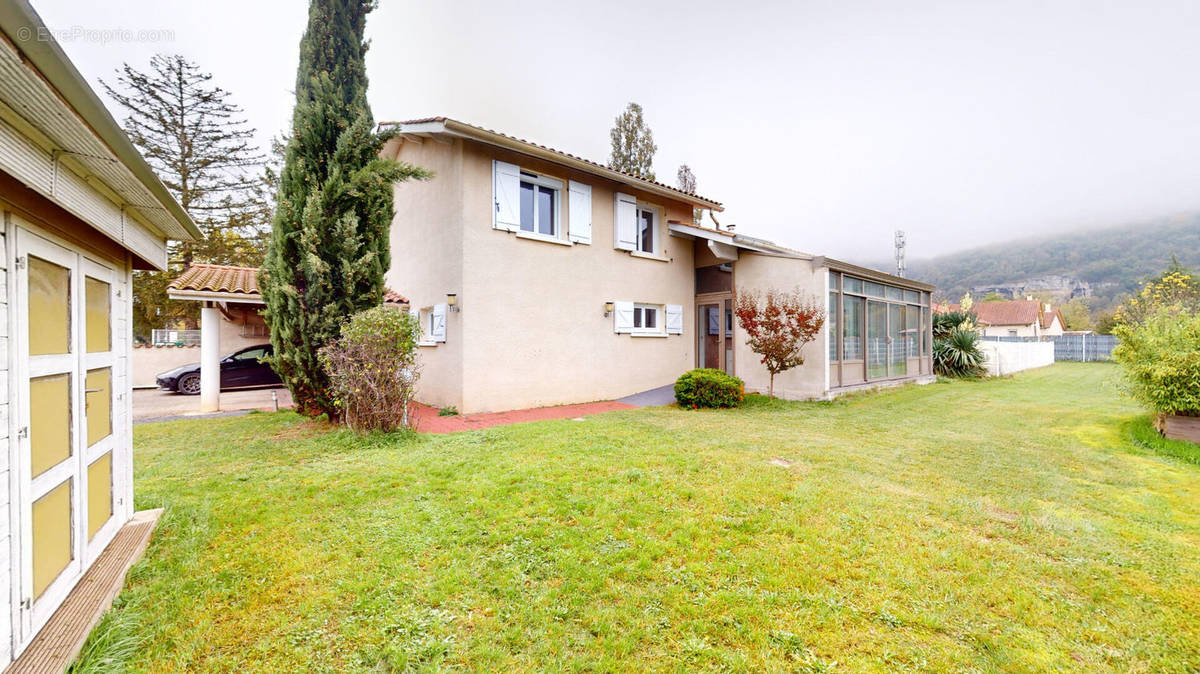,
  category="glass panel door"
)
[698,302,721,370]
[889,304,907,377]
[723,299,734,376]
[867,301,888,379]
